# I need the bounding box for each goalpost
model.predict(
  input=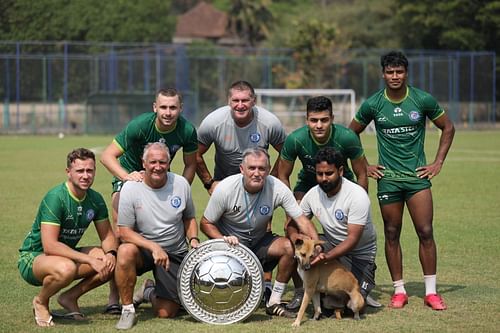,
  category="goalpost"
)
[255,89,356,131]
